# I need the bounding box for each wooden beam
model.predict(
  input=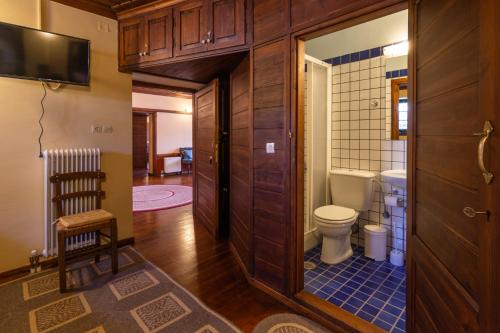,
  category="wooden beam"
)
[132,81,194,99]
[133,107,192,115]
